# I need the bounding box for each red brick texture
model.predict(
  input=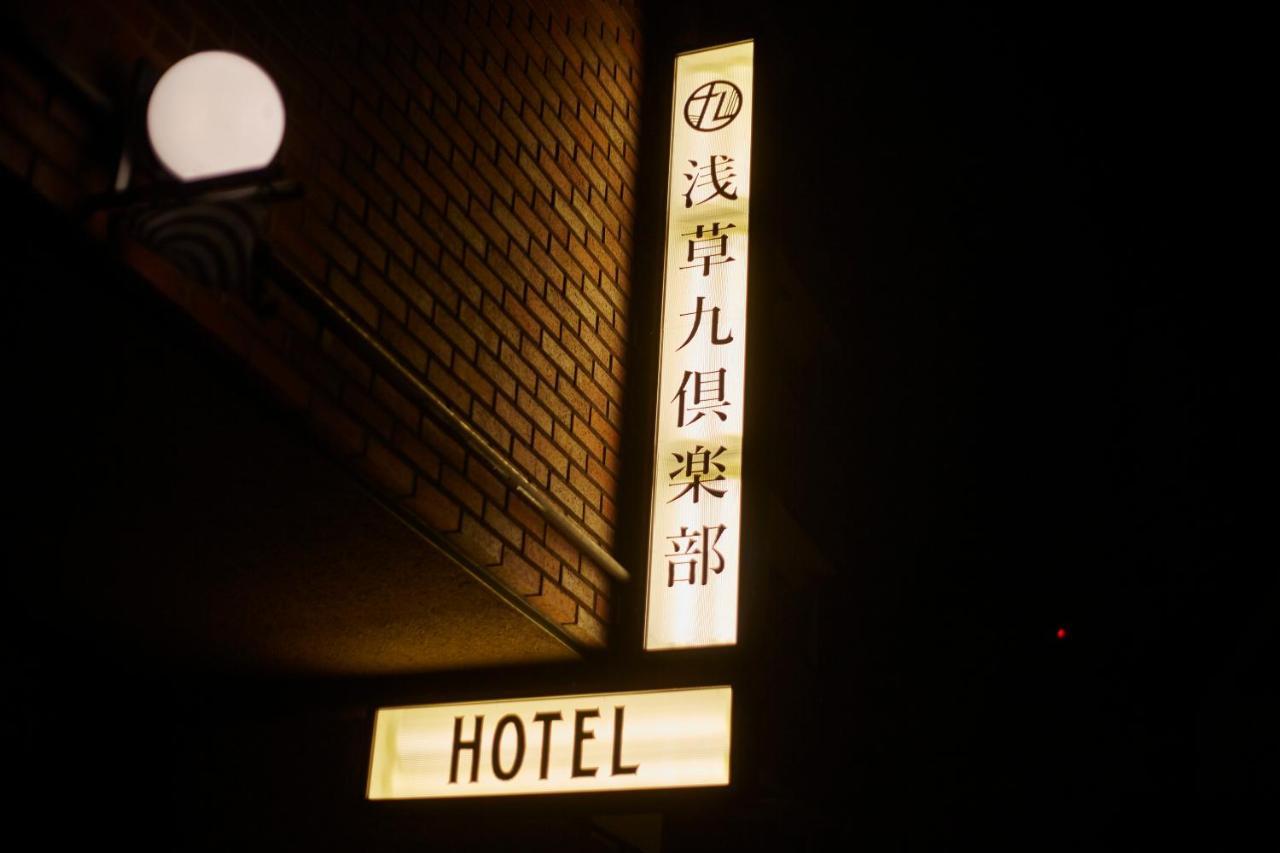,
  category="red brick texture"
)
[1,0,643,647]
